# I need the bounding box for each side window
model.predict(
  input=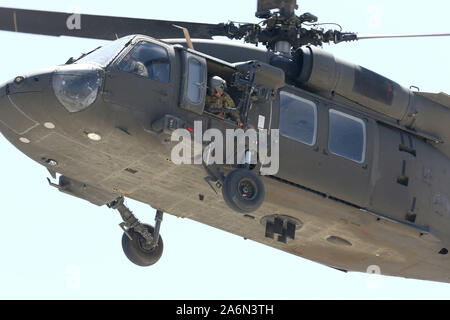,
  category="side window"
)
[118,41,170,82]
[179,52,207,115]
[187,58,204,104]
[279,91,317,146]
[328,109,366,163]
